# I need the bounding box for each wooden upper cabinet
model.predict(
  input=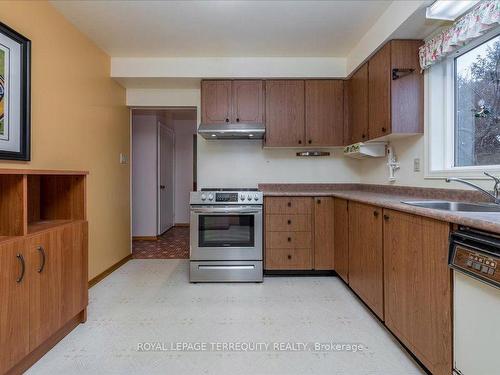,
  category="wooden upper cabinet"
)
[0,239,30,375]
[368,43,391,139]
[348,201,384,319]
[305,80,344,147]
[368,40,423,140]
[313,197,334,270]
[333,198,349,283]
[349,63,369,144]
[265,80,305,147]
[383,210,452,375]
[232,80,264,124]
[201,80,232,125]
[390,40,424,136]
